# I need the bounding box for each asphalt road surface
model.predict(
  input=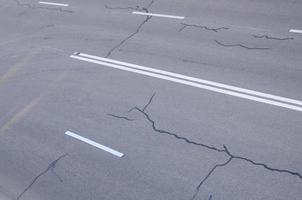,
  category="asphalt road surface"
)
[0,0,302,199]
